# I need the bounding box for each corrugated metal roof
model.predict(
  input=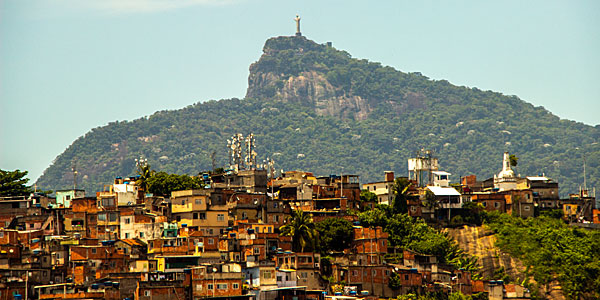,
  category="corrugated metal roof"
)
[527,176,549,181]
[427,186,461,196]
[432,171,452,176]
